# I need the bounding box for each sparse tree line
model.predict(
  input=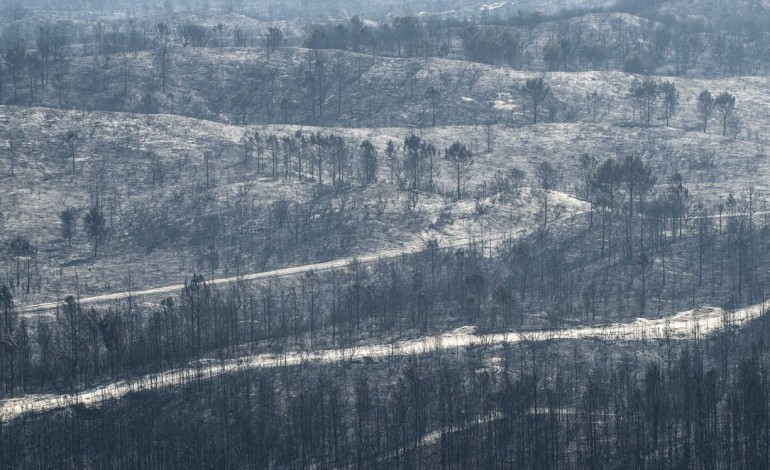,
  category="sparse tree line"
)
[627,76,738,134]
[3,310,770,468]
[303,15,449,59]
[238,130,368,185]
[515,75,739,134]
